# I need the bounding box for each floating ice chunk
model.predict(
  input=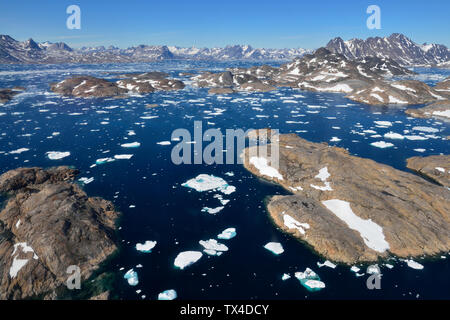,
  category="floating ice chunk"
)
[114,154,133,160]
[199,239,228,256]
[158,289,177,300]
[46,151,70,160]
[412,126,439,133]
[174,251,203,269]
[384,263,394,269]
[295,268,325,292]
[384,132,404,140]
[182,174,235,195]
[374,121,393,127]
[413,148,426,153]
[249,157,283,180]
[405,135,428,141]
[366,264,381,274]
[405,259,424,270]
[136,241,157,253]
[322,199,390,253]
[124,269,139,286]
[217,228,236,240]
[201,206,224,215]
[264,242,284,255]
[350,266,361,273]
[79,177,94,184]
[283,214,309,235]
[9,148,29,154]
[282,273,291,281]
[121,142,141,148]
[370,141,394,148]
[96,157,115,165]
[157,141,171,146]
[330,137,341,142]
[317,260,337,269]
